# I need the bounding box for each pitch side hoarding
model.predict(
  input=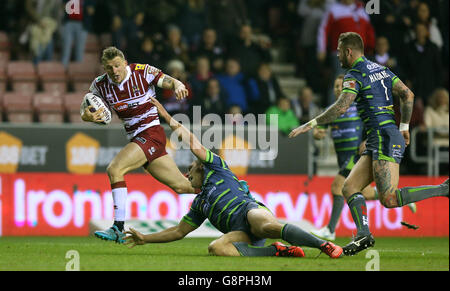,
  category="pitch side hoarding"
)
[0,173,447,237]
